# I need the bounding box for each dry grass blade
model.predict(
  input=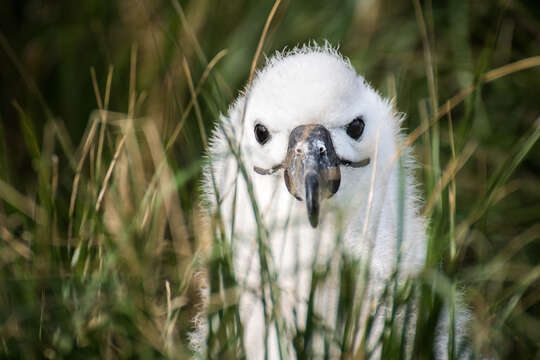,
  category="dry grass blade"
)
[128,45,138,119]
[90,67,104,111]
[248,0,283,85]
[68,115,100,217]
[143,121,191,259]
[95,45,138,212]
[95,134,127,212]
[434,56,540,122]
[0,226,33,259]
[422,141,477,217]
[96,66,114,180]
[405,56,540,150]
[361,128,380,244]
[165,49,228,151]
[239,0,283,144]
[413,0,438,112]
[447,104,457,260]
[51,155,59,202]
[182,57,209,150]
[482,56,540,82]
[171,0,207,64]
[0,179,45,225]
